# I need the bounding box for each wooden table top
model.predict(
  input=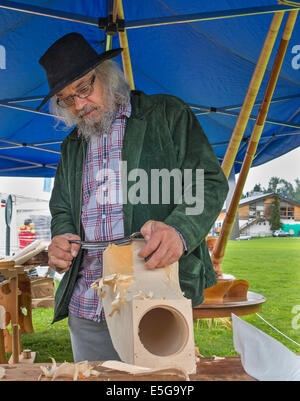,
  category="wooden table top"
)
[0,356,255,381]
